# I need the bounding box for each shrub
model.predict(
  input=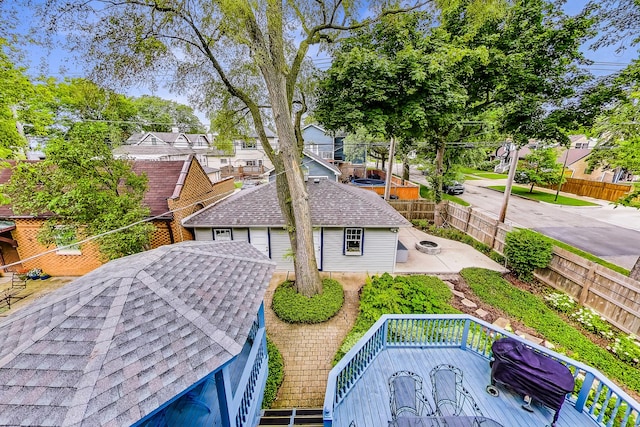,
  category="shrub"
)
[272,279,344,323]
[504,229,553,281]
[333,274,459,363]
[262,337,284,408]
